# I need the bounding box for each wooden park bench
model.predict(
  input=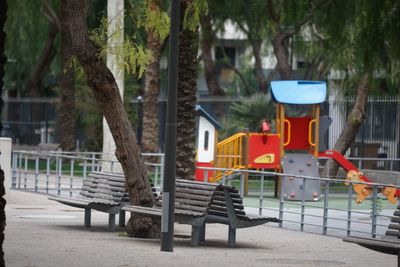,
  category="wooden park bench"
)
[343,207,400,265]
[48,172,129,231]
[121,179,280,247]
